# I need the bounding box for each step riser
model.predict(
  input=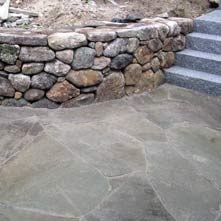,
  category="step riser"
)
[165,71,221,96]
[194,20,221,35]
[176,53,221,76]
[186,36,221,55]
